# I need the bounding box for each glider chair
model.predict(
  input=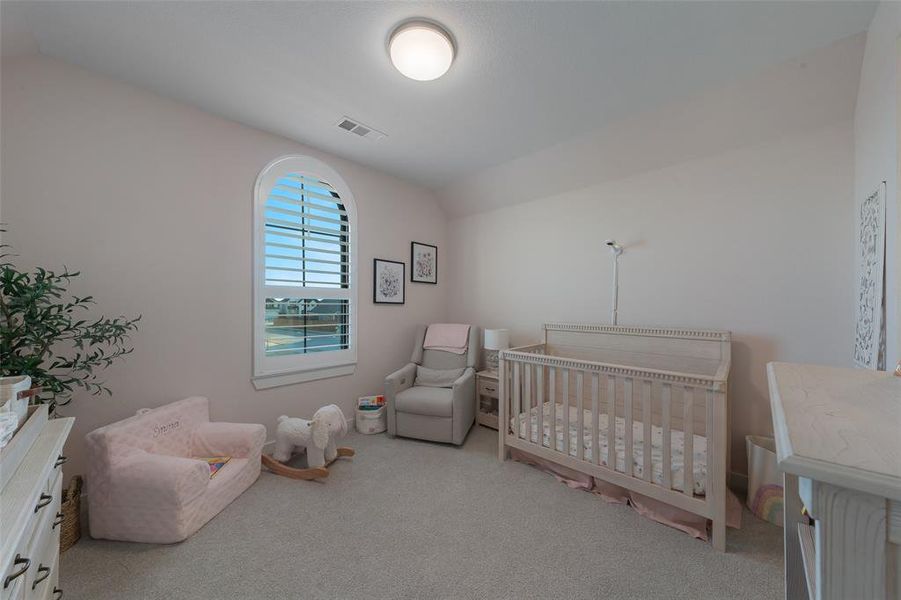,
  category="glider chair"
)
[85,396,266,544]
[385,325,479,445]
